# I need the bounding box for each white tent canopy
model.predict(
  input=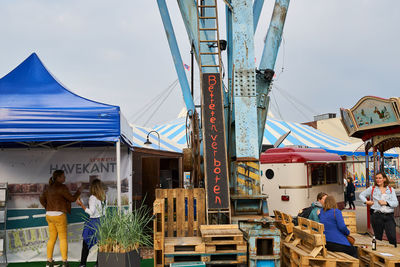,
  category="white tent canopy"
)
[153,117,350,151]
